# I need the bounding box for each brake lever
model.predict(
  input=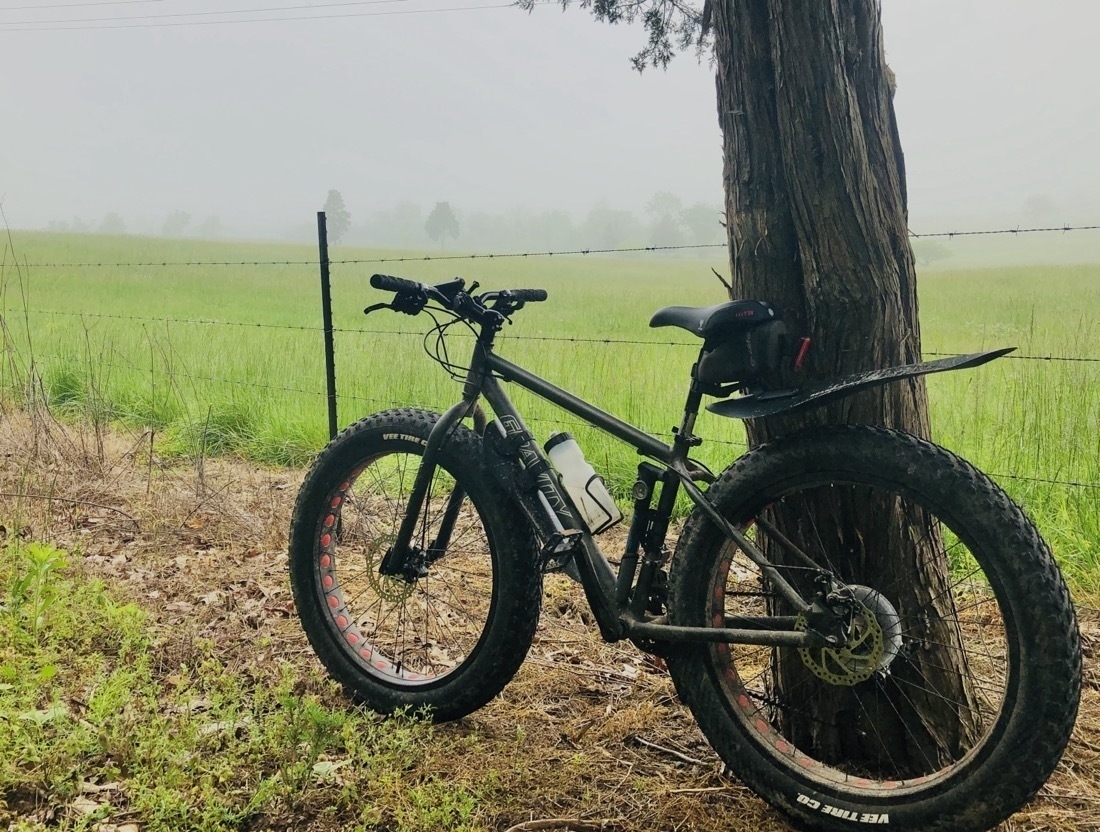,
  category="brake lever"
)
[363,291,428,317]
